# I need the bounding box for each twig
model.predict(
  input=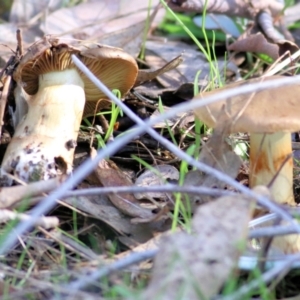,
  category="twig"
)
[0,75,11,134]
[0,29,24,138]
[0,176,65,209]
[1,58,300,255]
[249,225,300,239]
[62,185,236,198]
[16,29,23,56]
[0,209,58,229]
